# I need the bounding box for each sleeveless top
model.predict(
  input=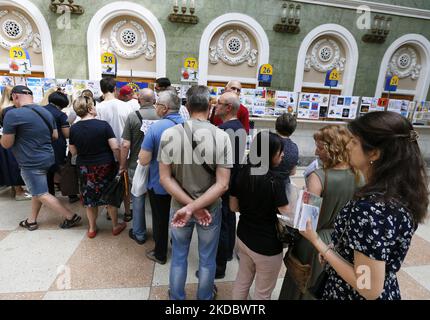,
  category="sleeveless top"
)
[313,168,360,233]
